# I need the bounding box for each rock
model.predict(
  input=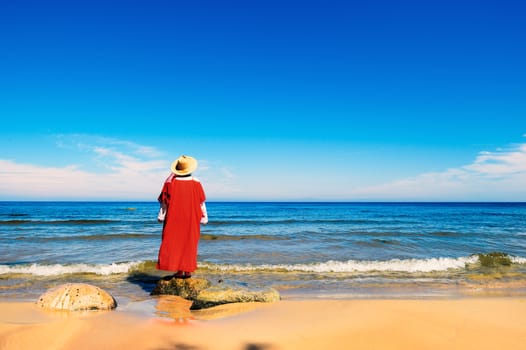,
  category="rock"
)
[151,277,280,310]
[192,285,281,310]
[36,283,117,311]
[151,277,211,299]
